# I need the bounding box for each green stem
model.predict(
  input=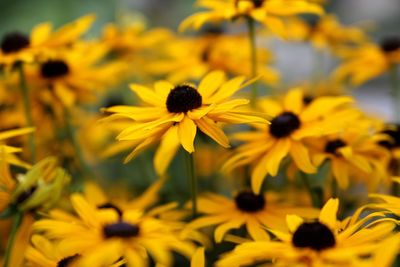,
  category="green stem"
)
[64,109,93,181]
[300,172,322,208]
[247,16,259,104]
[17,64,36,163]
[3,212,23,267]
[184,151,197,218]
[390,65,400,123]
